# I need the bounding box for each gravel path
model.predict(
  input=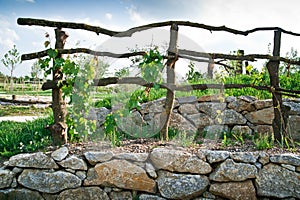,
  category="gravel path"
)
[0,116,39,122]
